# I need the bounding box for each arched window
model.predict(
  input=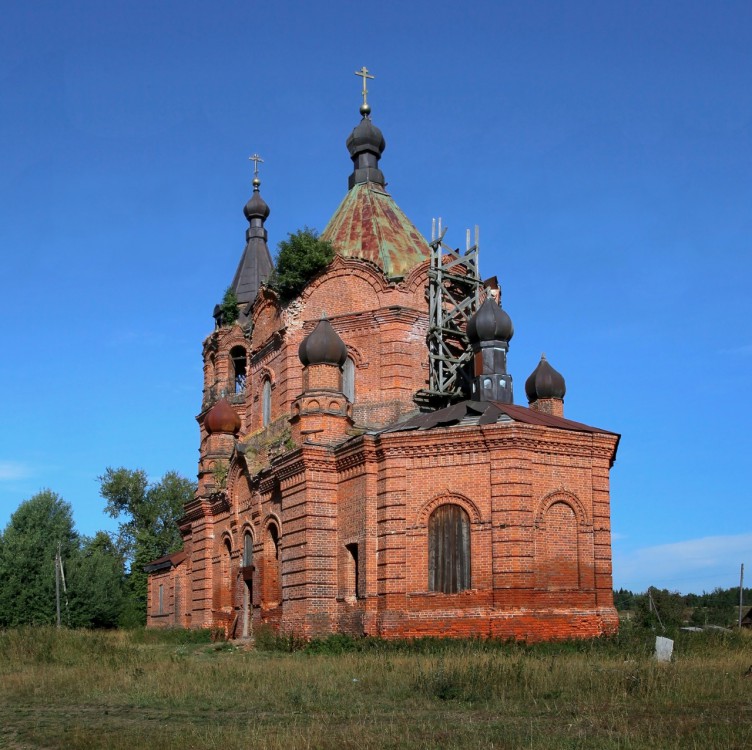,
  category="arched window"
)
[343,357,355,402]
[262,379,272,427]
[230,346,247,395]
[241,531,254,637]
[344,543,359,600]
[428,504,471,593]
[222,538,233,609]
[264,522,282,606]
